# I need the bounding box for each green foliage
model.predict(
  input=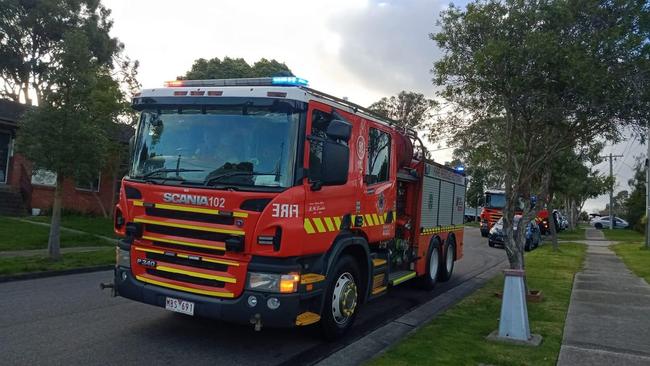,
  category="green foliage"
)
[431,0,649,267]
[368,91,436,130]
[16,30,125,183]
[0,0,119,104]
[182,57,292,80]
[372,243,586,366]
